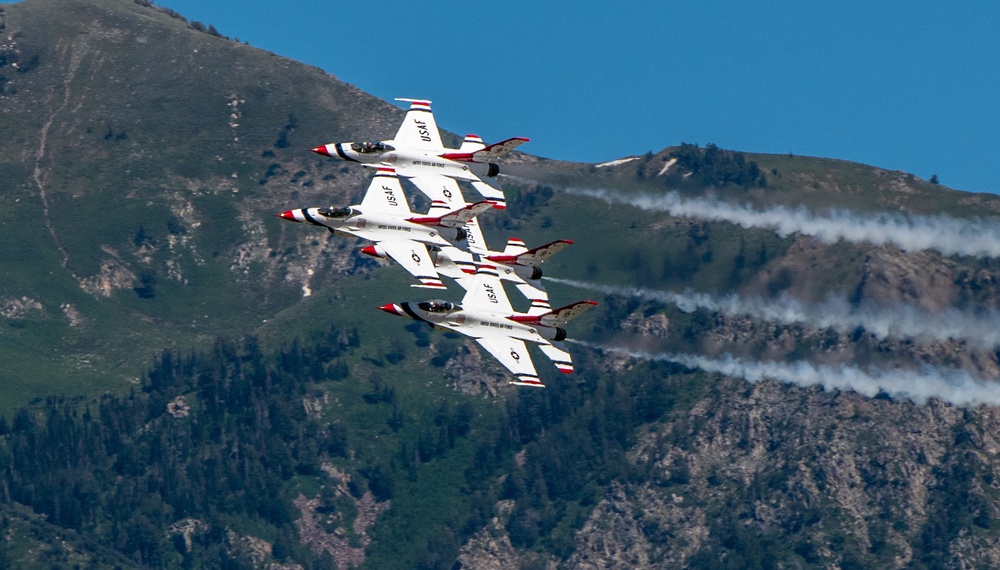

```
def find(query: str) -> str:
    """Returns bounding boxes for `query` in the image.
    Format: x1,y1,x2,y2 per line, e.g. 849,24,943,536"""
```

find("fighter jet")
277,167,493,290
378,265,597,386
311,98,528,210
360,234,574,312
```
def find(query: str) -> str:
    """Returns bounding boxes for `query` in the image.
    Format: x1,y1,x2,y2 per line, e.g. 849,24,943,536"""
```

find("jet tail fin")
502,238,528,256
459,134,486,153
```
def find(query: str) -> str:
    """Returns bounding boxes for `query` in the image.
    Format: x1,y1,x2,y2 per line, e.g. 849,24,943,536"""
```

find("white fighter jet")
360,234,574,312
277,167,493,290
311,98,528,210
378,265,597,386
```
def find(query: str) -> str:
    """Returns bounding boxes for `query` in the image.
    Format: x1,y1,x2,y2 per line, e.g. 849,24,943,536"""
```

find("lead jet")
277,167,493,290
378,265,597,386
311,98,528,210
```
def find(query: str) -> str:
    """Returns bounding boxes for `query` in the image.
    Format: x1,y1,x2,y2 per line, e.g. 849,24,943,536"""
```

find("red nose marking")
278,210,297,221
311,145,332,157
378,303,402,316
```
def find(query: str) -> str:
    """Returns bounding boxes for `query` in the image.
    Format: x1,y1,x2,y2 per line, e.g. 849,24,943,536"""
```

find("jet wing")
460,266,513,314
358,168,412,215
474,336,543,386
393,98,444,150
408,173,465,208
376,239,447,290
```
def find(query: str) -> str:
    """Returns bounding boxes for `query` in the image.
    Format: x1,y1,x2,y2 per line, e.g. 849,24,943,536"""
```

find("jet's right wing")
373,239,447,290
393,98,444,150
474,336,543,387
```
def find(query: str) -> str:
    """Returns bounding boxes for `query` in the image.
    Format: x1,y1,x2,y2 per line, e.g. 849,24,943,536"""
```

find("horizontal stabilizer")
487,239,573,266
472,137,529,161
509,300,598,326
409,200,494,228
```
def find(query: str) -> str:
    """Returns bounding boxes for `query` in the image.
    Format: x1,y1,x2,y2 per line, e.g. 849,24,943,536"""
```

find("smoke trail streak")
566,187,1000,258
570,340,1000,407
548,278,1000,348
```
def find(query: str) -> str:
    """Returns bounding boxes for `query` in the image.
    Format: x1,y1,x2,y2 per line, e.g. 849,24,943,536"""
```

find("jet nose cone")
311,145,332,157
378,303,403,316
278,210,298,222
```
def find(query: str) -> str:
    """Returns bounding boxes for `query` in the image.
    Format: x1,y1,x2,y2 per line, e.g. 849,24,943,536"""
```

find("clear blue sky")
15,0,1000,194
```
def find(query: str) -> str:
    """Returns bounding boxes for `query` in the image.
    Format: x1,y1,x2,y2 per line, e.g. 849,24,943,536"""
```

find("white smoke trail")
571,340,1000,407
566,187,1000,258
548,278,1000,349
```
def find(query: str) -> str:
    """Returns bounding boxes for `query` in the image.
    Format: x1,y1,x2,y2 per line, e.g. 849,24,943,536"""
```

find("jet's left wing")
374,239,447,290
408,173,465,208
474,336,543,386
393,98,444,150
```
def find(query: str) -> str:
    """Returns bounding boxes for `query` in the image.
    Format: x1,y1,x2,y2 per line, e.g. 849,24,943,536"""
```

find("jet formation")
278,99,595,386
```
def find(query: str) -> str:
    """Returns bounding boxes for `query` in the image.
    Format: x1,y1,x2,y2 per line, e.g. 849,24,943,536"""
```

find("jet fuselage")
278,207,465,247
313,142,496,182
379,301,564,344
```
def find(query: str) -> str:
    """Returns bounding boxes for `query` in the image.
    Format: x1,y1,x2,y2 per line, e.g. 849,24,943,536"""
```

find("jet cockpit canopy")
350,141,394,154
318,206,355,219
418,300,456,313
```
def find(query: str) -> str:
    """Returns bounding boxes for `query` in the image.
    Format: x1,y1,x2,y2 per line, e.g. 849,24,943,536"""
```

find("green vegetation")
0,319,695,568
666,143,768,189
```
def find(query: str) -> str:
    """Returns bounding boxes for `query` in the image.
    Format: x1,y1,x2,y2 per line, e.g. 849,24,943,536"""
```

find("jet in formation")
311,98,527,210
378,265,596,386
278,167,492,289
278,99,595,385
